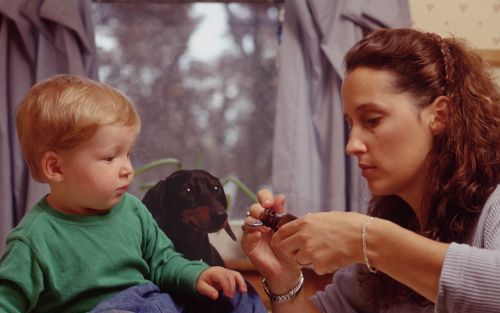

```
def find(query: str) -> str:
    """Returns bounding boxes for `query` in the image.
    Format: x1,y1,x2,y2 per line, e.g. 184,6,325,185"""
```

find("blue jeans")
89,282,267,313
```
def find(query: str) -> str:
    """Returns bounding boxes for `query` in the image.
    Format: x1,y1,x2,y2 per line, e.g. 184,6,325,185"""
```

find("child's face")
50,124,139,215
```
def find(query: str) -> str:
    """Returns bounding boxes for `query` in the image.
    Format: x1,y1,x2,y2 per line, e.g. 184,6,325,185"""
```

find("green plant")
134,158,183,190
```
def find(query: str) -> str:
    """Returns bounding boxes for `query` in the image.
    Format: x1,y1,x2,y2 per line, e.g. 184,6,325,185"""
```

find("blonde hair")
16,74,141,182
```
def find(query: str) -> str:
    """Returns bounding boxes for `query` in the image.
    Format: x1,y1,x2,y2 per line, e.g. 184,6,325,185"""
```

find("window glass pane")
92,2,279,219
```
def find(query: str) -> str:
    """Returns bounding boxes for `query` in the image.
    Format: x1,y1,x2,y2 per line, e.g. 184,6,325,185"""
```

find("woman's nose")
345,131,367,156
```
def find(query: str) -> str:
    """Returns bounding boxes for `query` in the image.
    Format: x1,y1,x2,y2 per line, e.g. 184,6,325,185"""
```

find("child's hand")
196,266,247,300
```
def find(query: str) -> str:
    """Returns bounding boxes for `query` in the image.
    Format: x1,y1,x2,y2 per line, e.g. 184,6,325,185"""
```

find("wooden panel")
478,50,500,67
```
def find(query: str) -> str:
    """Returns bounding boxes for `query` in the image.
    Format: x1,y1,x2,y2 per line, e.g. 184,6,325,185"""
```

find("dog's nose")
211,211,227,225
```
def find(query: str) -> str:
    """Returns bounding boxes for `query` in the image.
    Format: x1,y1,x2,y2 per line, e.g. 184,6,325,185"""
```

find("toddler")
0,74,265,313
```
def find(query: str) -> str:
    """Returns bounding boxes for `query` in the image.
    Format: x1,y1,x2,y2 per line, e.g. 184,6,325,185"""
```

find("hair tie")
427,32,453,91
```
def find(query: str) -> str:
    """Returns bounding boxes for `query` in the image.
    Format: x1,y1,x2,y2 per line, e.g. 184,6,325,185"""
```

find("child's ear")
41,151,64,182
429,96,449,135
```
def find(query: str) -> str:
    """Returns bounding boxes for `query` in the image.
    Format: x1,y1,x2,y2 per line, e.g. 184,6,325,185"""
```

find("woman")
242,28,500,312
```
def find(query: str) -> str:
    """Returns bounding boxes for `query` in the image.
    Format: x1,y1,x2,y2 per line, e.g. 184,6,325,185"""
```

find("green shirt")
0,193,209,313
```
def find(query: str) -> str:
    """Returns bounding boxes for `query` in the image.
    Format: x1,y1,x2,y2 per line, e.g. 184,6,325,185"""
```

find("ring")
246,220,264,227
241,220,264,231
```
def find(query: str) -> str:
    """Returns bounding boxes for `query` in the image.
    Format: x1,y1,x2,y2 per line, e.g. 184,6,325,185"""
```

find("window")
92,2,280,218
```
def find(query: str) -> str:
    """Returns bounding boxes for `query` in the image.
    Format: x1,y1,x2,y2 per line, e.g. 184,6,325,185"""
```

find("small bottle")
259,208,298,231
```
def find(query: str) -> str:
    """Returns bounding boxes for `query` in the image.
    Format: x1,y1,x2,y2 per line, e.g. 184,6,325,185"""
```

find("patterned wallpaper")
409,0,500,81
409,0,500,49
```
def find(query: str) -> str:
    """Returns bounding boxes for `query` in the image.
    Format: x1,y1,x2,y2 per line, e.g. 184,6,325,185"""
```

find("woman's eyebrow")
344,102,384,120
355,102,381,113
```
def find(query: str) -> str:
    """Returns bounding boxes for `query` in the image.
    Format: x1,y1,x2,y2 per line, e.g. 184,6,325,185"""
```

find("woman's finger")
273,216,302,239
294,249,312,267
257,189,275,208
247,202,265,219
241,224,269,254
273,194,286,213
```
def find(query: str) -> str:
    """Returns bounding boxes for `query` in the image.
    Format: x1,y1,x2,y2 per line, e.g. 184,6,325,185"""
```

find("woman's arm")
264,269,321,313
273,212,448,303
372,188,500,308
436,191,500,312
365,218,448,302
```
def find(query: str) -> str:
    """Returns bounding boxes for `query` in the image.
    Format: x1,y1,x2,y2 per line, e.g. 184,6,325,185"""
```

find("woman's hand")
242,190,371,289
241,189,302,293
273,211,368,275
243,189,368,276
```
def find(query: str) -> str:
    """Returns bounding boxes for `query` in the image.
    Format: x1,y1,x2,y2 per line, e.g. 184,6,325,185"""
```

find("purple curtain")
272,0,412,215
0,0,98,254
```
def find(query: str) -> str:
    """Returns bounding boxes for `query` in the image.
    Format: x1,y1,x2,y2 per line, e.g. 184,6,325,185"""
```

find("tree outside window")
92,2,280,219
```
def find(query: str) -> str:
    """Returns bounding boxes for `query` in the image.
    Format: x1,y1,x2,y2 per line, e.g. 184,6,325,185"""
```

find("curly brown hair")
344,28,500,309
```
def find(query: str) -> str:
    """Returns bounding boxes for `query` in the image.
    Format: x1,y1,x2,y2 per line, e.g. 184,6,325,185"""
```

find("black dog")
142,169,236,267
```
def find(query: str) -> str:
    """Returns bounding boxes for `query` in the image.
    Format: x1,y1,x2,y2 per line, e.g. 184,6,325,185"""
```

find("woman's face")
342,67,436,209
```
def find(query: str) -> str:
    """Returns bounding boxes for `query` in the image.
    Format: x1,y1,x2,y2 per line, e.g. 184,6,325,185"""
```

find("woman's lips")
359,164,376,177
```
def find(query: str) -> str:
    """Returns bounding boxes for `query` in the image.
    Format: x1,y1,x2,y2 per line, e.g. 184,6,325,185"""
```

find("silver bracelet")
362,216,378,273
261,271,304,303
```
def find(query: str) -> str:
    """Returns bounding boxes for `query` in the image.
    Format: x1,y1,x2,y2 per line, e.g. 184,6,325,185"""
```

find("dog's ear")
142,178,178,236
142,181,164,217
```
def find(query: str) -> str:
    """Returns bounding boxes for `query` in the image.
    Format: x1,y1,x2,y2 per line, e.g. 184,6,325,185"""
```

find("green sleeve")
0,238,45,313
138,204,209,296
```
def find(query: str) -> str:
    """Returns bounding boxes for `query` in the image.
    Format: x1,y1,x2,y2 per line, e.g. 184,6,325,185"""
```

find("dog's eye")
184,187,192,193
213,186,220,192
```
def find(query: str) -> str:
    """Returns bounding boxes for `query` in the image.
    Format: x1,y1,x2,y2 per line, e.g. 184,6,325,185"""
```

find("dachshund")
142,169,236,267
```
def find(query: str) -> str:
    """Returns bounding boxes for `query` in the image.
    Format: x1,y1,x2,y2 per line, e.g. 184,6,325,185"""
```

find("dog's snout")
211,211,228,225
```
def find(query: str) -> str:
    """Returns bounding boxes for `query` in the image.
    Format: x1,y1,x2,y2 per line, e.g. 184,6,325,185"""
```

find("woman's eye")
344,117,353,130
365,116,382,127
105,156,114,162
